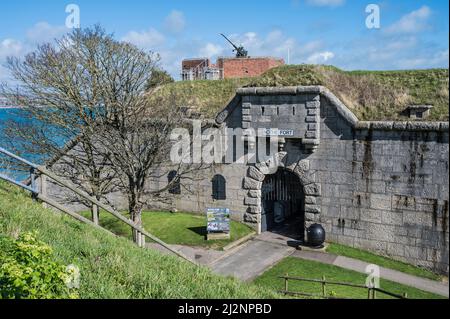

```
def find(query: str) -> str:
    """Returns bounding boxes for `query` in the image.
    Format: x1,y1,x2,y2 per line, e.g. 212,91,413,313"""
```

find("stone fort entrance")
243,152,321,238
261,168,305,240
209,85,448,274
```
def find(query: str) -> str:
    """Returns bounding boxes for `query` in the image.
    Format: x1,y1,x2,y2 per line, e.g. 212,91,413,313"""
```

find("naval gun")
220,33,248,58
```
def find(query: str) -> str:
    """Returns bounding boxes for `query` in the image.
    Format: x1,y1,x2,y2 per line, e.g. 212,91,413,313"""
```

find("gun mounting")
220,33,248,58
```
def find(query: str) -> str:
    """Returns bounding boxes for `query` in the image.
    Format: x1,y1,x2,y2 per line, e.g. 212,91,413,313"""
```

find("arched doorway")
261,168,305,240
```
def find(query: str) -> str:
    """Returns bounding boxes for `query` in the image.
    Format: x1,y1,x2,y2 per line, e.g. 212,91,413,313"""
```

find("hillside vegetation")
151,65,449,121
0,181,277,299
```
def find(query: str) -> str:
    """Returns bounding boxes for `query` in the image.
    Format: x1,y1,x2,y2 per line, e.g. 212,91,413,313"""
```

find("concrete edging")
222,232,257,251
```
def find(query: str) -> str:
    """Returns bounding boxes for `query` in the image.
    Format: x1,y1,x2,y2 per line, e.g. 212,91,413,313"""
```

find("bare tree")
95,92,191,241
1,26,201,241
0,27,127,222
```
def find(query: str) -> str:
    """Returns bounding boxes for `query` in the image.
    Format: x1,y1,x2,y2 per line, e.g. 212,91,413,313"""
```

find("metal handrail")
0,146,196,265
0,171,36,193
0,146,38,168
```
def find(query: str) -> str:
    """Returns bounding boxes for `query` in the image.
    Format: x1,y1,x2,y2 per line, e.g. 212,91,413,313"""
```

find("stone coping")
407,105,434,110
216,56,284,61
216,86,449,132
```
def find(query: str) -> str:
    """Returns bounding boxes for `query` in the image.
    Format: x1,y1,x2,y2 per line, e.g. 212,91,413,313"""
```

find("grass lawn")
326,243,442,281
254,257,445,299
81,210,254,250
0,181,277,299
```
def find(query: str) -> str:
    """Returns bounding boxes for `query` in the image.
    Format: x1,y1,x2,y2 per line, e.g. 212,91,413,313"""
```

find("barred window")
212,175,226,200
168,171,181,195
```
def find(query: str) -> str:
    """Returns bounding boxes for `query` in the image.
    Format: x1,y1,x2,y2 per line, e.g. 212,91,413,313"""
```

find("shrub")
0,232,79,299
145,68,174,91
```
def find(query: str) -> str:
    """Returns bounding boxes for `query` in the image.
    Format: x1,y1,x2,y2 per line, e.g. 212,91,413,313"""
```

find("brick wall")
217,57,284,79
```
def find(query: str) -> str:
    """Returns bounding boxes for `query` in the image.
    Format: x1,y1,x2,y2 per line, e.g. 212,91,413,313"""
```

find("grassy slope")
152,65,449,121
326,243,442,281
254,257,444,299
0,181,276,299
150,77,248,118
80,210,254,250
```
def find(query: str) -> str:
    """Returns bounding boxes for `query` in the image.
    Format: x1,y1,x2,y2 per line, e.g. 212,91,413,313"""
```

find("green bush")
0,232,79,299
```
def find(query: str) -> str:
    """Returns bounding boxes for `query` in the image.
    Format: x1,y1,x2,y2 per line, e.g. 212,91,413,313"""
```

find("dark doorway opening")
261,168,305,241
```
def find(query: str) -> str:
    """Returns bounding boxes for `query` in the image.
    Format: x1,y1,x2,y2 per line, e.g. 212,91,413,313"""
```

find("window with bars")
212,174,226,200
167,170,181,195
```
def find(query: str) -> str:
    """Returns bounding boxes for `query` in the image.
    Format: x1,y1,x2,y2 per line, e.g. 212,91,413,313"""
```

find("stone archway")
261,168,305,239
242,152,321,235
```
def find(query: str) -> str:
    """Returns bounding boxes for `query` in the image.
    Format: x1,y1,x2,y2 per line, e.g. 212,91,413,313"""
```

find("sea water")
0,108,68,179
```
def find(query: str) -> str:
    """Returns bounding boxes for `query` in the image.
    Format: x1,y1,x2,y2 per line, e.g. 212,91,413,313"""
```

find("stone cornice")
215,86,449,132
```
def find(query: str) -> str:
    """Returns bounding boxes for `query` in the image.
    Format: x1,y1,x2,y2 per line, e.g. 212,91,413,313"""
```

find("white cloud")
222,30,330,66
265,30,284,44
396,49,449,69
296,40,323,55
0,39,25,82
331,27,449,71
306,51,335,64
385,6,432,34
0,22,68,78
0,39,23,59
385,37,417,51
306,0,345,7
226,32,279,54
0,66,11,82
164,10,186,33
331,6,444,70
26,22,69,44
121,28,165,49
198,43,224,58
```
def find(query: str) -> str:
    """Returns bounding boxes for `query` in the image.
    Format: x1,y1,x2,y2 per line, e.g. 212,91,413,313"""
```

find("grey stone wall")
169,165,249,222
316,96,449,274
45,85,449,275
214,86,449,274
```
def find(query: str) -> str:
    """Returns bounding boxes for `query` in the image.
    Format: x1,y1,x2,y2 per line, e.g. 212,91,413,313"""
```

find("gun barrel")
220,33,239,50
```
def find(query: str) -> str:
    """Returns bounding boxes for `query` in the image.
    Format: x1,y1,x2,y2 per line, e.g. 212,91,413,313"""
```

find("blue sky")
0,0,448,80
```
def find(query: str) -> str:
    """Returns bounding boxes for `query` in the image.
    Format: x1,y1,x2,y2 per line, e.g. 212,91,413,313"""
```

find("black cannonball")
307,224,326,247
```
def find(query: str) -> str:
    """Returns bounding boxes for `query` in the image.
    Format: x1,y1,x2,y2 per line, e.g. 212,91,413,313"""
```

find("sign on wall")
259,128,295,137
206,208,230,240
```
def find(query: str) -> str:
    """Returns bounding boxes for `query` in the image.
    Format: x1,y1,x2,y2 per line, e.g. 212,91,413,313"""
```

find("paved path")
293,250,449,298
210,238,296,281
148,233,448,297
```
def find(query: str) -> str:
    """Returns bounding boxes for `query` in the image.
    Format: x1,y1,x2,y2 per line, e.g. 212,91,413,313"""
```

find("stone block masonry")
46,85,449,276
214,86,449,275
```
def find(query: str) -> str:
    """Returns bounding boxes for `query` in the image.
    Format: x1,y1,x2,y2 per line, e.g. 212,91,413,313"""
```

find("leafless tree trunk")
0,26,126,218
1,25,205,242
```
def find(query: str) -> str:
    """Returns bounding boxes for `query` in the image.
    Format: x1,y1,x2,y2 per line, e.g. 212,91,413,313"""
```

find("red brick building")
181,57,284,81
216,57,284,79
